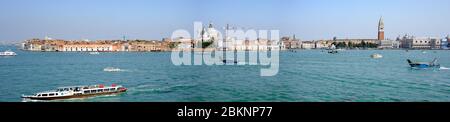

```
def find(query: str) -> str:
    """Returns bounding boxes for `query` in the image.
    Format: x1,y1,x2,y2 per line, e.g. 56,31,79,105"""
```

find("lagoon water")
1,45,449,102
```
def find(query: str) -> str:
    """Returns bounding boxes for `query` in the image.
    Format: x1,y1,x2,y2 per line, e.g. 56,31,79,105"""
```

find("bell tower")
378,16,385,40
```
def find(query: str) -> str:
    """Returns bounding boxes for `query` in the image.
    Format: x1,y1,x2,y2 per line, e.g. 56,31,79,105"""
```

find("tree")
169,42,180,49
336,42,347,49
331,42,337,47
202,41,213,48
361,41,366,48
348,42,354,49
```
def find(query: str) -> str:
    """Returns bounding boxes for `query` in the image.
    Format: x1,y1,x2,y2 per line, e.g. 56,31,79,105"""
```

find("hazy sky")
0,0,449,43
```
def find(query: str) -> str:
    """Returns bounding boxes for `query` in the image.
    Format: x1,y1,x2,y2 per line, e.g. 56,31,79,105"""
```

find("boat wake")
439,67,449,70
129,83,194,94
103,67,129,72
22,94,121,102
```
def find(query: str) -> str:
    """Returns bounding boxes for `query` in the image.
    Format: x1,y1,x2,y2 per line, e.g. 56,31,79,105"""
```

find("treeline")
332,41,378,49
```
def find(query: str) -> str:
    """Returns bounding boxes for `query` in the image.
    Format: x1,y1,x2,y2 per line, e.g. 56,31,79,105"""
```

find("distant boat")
0,50,17,56
219,56,238,64
289,49,297,52
407,58,440,69
371,53,383,59
103,67,121,72
327,44,338,54
222,59,238,64
327,50,338,54
89,52,100,55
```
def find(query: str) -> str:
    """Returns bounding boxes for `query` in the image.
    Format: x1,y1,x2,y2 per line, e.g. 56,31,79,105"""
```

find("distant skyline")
0,0,449,43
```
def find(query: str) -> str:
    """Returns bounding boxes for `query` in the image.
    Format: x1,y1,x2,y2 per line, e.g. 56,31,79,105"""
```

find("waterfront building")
172,37,195,50
62,42,115,52
195,23,220,48
23,38,171,52
281,35,301,49
310,17,383,49
256,39,282,51
22,39,43,51
398,34,441,49
128,40,166,52
334,38,379,45
314,40,333,49
301,41,315,49
378,40,400,49
220,38,280,51
23,38,67,51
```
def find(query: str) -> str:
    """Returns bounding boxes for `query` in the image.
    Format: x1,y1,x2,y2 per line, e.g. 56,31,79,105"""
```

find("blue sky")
0,0,449,42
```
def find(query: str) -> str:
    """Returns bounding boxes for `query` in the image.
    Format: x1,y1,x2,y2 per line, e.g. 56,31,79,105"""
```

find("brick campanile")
378,16,385,40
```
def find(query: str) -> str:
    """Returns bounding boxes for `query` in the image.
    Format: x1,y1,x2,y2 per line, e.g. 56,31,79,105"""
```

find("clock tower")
378,16,385,40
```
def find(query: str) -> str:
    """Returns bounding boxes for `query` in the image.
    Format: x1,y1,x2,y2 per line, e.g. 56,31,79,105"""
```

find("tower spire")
379,16,384,27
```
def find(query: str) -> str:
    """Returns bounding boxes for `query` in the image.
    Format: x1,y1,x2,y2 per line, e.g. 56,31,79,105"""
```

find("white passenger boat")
21,84,127,100
371,53,383,59
0,50,17,56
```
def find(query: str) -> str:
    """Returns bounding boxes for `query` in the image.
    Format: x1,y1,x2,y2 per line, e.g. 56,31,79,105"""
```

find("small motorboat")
327,44,338,54
219,56,238,64
0,50,17,56
103,67,122,72
22,84,127,100
327,49,338,54
222,59,238,64
371,53,383,59
407,58,440,69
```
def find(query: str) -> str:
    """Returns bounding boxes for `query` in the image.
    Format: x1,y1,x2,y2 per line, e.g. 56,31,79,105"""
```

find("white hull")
0,50,17,56
22,84,127,100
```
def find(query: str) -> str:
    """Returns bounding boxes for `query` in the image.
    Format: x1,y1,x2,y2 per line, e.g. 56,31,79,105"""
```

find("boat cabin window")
84,91,90,94
104,89,110,92
64,88,69,91
37,94,41,97
110,88,115,91
91,90,97,93
49,93,55,96
42,94,48,97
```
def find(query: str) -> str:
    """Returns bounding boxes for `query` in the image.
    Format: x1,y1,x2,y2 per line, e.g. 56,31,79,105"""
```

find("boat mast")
223,24,229,61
